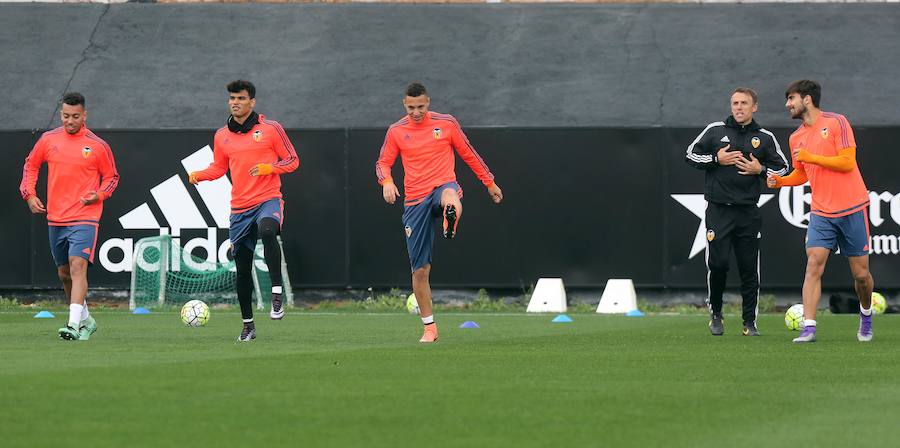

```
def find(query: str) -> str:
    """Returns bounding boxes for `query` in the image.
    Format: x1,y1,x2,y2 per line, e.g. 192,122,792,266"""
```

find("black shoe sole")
443,205,457,239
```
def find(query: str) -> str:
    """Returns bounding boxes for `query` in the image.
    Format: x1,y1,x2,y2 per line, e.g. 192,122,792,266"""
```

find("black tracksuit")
685,116,789,324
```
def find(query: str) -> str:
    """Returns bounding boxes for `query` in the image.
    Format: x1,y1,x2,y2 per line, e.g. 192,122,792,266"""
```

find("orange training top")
193,114,299,212
789,112,868,218
375,111,495,203
19,126,119,226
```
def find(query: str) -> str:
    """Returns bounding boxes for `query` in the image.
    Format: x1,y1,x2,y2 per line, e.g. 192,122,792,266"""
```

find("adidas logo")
97,146,262,273
119,145,231,230
720,136,730,143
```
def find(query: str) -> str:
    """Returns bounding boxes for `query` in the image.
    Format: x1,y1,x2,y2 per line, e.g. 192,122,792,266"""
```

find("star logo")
671,194,774,259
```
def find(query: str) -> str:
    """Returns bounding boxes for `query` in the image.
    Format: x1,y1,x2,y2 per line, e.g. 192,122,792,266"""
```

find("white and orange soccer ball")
181,300,210,327
406,293,420,315
784,304,803,331
871,292,887,315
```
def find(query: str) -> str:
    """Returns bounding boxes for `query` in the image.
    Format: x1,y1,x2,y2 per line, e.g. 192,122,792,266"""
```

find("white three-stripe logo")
118,146,231,231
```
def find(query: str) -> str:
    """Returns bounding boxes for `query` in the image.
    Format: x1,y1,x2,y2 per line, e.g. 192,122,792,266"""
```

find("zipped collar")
725,115,760,133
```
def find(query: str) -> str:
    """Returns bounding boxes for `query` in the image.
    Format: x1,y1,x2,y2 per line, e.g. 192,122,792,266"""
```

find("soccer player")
190,80,299,342
767,80,874,343
685,87,788,336
375,82,503,343
19,92,119,341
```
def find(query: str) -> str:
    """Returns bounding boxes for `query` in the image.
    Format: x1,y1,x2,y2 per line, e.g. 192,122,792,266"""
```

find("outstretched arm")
190,136,229,184
794,147,857,173
768,163,808,188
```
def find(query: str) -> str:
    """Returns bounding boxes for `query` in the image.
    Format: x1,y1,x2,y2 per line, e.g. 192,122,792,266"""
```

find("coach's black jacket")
685,116,789,205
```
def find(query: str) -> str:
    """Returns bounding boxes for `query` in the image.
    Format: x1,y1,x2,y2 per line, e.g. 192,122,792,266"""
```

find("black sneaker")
709,314,724,336
442,204,457,239
270,293,284,320
742,322,760,336
237,321,256,342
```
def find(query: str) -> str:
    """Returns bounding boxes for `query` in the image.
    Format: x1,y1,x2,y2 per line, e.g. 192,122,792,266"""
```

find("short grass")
1,311,896,448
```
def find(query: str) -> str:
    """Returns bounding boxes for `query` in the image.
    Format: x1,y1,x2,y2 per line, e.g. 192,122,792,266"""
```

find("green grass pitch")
2,311,897,447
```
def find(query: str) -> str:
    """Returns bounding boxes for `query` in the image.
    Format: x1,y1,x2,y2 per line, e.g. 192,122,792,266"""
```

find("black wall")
7,127,900,290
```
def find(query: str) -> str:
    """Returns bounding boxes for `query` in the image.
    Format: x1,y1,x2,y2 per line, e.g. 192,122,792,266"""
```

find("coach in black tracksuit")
685,88,789,336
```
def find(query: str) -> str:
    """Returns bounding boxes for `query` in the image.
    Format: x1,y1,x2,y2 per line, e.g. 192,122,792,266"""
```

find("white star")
671,194,774,259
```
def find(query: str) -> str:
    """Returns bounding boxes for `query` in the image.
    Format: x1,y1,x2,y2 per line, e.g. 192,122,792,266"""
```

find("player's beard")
790,104,806,120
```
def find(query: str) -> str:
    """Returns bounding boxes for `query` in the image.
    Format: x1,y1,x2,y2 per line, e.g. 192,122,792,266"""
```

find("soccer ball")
784,304,803,331
871,292,887,315
181,300,210,327
406,293,420,315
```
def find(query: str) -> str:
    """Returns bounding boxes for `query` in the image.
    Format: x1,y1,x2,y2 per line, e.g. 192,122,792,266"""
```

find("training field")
2,311,897,447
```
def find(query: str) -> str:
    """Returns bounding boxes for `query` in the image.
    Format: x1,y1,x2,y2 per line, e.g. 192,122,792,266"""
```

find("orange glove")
250,164,274,176
188,172,201,185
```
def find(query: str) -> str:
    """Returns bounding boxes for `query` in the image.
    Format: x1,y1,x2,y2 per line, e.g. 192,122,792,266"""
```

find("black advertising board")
5,127,898,290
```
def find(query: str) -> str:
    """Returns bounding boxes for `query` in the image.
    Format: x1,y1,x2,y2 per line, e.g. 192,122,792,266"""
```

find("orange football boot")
419,324,439,343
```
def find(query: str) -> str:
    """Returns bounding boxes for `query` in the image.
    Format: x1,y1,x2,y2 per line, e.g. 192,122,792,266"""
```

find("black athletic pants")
705,202,761,325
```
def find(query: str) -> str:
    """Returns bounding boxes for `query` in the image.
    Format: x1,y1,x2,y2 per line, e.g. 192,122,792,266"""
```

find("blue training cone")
132,307,151,315
626,309,645,317
459,321,480,329
552,314,573,323
33,310,55,318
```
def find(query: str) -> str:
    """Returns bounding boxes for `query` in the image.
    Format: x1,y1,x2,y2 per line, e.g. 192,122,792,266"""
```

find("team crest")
252,130,263,142
820,127,829,139
751,137,760,149
433,128,442,139
405,225,413,238
706,229,715,242
81,146,93,158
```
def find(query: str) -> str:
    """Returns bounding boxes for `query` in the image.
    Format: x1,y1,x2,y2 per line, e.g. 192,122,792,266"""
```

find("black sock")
234,245,255,321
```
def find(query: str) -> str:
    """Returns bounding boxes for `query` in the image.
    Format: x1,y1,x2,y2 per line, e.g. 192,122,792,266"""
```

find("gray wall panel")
3,4,899,129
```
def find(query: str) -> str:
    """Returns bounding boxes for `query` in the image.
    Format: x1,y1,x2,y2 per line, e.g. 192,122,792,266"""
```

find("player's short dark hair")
785,79,821,108
406,83,427,97
732,87,758,105
227,80,256,99
61,92,85,107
